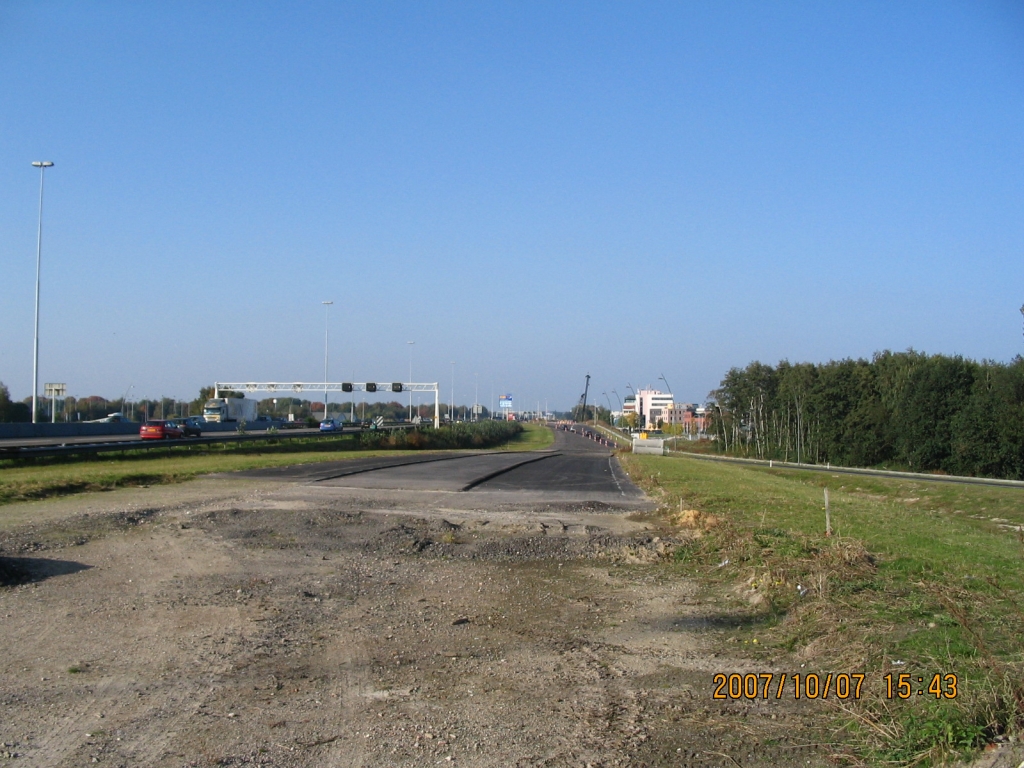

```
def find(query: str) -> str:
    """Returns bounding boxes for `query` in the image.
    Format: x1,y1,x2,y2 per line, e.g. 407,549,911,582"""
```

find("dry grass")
620,452,1024,766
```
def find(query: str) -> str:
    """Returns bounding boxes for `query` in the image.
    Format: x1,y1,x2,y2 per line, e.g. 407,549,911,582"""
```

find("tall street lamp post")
322,301,333,420
407,341,415,420
31,161,54,424
450,361,455,422
659,374,673,396
611,389,623,428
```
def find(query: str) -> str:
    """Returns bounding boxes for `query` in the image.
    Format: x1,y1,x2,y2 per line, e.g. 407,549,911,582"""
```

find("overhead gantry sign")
213,382,441,428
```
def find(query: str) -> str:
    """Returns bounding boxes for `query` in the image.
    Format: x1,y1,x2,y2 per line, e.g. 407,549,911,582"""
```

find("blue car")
319,418,340,432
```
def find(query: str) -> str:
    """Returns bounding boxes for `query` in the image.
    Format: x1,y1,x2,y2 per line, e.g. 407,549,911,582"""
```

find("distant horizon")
9,341,1023,415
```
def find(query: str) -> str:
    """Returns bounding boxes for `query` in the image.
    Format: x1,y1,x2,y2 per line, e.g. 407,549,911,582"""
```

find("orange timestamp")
884,673,958,700
712,672,960,701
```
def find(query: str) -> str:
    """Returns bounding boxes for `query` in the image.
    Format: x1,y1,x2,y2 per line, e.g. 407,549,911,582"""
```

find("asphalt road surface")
238,426,641,502
0,427,324,449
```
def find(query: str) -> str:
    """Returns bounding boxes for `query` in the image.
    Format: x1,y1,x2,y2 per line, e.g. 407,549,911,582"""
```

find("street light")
450,361,455,422
322,301,333,420
407,341,415,420
611,389,623,410
30,161,54,424
659,374,673,395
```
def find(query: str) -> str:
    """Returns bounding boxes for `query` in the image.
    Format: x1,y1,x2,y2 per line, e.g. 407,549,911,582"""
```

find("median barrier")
632,437,666,456
0,419,287,441
0,422,141,439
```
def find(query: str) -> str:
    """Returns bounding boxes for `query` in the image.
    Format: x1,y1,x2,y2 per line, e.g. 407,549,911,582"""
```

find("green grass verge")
510,423,555,451
0,423,552,507
620,453,1024,766
0,442,388,506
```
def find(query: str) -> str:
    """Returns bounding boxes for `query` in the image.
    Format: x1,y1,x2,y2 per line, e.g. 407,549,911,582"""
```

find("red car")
140,420,184,440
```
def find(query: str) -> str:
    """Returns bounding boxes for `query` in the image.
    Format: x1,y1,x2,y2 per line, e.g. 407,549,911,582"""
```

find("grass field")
621,452,1024,766
0,423,553,507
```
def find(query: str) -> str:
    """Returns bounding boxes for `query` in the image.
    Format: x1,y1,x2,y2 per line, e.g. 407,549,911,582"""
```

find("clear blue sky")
2,1,1022,411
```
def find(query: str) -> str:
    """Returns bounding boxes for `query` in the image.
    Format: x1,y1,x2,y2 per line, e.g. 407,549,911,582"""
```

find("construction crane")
574,374,591,423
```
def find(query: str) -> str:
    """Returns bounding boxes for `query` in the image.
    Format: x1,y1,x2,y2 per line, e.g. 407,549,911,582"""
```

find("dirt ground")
0,465,872,767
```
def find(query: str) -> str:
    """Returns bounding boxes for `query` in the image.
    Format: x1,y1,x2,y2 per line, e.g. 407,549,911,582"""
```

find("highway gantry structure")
213,382,441,428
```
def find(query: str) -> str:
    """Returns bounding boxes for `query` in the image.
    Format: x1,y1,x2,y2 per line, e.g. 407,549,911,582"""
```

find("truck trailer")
202,397,258,423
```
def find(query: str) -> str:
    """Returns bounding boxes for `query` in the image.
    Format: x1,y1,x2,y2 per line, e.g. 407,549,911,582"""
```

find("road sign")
499,394,513,409
44,383,66,397
373,416,385,428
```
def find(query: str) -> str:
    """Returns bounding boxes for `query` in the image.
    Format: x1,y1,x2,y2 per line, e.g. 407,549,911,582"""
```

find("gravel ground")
0,459,845,768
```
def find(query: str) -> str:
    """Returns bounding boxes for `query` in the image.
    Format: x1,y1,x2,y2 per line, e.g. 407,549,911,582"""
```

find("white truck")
203,397,258,423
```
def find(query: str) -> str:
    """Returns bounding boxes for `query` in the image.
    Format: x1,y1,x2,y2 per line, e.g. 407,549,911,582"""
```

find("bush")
357,421,523,451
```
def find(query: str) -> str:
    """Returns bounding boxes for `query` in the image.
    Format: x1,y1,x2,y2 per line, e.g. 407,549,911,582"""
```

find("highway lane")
316,451,555,491
0,427,323,448
0,427,368,459
238,426,644,501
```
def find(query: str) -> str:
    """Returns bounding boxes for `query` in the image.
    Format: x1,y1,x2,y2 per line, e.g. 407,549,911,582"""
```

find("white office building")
635,389,675,428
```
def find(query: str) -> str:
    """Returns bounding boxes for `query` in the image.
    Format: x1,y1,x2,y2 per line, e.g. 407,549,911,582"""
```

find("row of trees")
574,405,613,424
708,350,1024,479
0,383,152,423
0,383,31,423
188,386,492,422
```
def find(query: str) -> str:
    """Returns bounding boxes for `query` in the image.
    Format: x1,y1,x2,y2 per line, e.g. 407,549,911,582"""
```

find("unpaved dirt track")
1,430,835,767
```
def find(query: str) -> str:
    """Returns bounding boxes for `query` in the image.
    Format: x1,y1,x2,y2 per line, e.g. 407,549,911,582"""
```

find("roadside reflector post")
824,488,832,537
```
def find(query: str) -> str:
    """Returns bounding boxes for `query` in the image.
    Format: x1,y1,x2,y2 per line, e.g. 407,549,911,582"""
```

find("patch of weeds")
672,541,699,563
852,701,988,766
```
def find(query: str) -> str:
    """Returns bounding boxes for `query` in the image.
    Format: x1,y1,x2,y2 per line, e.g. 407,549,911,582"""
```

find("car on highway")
140,420,184,440
90,413,130,423
168,416,204,437
319,418,340,432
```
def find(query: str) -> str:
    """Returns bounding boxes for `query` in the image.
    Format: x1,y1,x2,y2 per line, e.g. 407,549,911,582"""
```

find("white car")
93,413,129,423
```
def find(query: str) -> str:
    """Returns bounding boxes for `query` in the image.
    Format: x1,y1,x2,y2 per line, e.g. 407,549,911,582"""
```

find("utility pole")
322,301,333,420
407,341,415,421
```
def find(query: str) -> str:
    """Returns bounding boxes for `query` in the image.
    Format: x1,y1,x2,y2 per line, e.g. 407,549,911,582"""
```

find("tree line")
708,350,1024,480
